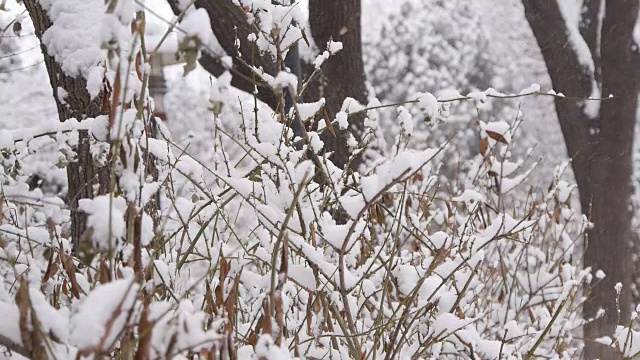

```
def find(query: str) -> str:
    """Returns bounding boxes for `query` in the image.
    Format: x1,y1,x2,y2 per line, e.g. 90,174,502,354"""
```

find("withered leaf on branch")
485,130,509,144
322,107,336,137
13,21,22,36
479,137,489,156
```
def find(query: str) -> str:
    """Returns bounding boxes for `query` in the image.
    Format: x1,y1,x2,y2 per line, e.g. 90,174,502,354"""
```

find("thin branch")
0,333,31,358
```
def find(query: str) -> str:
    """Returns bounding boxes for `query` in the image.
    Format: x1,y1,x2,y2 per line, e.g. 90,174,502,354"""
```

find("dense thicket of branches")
3,0,640,358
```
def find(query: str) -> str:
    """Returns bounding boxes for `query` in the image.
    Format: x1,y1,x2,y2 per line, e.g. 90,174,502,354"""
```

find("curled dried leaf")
322,107,336,137
479,137,489,156
13,21,22,37
486,130,509,144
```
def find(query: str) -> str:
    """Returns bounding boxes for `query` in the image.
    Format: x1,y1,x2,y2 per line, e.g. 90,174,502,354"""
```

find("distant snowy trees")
363,0,504,189
364,0,494,104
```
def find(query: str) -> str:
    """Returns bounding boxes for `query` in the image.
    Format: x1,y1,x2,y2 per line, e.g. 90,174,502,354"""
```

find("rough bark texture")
23,0,109,249
522,1,640,358
308,0,368,169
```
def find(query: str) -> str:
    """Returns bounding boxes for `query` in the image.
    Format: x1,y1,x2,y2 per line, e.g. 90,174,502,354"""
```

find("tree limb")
581,3,640,357
167,0,369,170
22,0,105,121
167,0,279,110
579,0,601,84
521,0,595,199
0,333,31,358
521,0,594,97
599,0,639,98
523,1,640,358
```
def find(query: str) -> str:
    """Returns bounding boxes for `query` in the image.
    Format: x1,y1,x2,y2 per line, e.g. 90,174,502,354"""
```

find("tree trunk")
582,113,635,360
308,0,368,170
23,0,109,249
583,1,640,357
167,0,279,110
522,1,640,358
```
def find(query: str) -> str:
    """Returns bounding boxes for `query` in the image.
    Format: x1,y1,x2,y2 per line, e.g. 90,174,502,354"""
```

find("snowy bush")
0,1,624,359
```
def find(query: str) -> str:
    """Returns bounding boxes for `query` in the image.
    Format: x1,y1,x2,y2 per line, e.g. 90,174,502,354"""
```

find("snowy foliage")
0,0,632,359
364,0,495,104
363,0,509,197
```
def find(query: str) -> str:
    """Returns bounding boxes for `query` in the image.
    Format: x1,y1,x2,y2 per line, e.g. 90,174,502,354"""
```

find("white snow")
518,83,540,95
452,189,486,204
335,111,349,130
556,0,596,72
297,98,325,121
41,0,134,97
269,71,298,95
437,89,463,101
78,195,127,249
70,278,139,351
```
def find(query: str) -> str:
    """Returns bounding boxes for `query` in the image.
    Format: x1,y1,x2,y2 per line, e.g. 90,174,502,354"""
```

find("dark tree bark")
168,0,368,170
23,0,110,250
284,44,304,138
167,0,279,109
308,0,368,169
579,0,602,84
522,1,640,358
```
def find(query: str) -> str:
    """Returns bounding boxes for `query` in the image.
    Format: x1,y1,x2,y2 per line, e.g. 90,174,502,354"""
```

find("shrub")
0,2,612,359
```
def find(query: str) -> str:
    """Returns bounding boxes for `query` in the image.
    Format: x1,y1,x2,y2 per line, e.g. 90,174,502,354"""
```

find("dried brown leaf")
62,256,81,299
300,29,310,47
322,108,336,137
135,298,152,360
224,276,240,335
135,52,143,80
216,256,229,307
42,258,59,284
205,281,217,316
99,258,112,283
12,22,21,36
479,137,489,156
16,278,32,348
486,130,508,144
260,299,272,336
109,65,122,130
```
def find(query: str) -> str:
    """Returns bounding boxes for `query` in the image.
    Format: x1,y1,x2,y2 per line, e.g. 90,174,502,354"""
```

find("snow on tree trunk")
522,0,640,358
308,0,368,170
23,0,110,250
